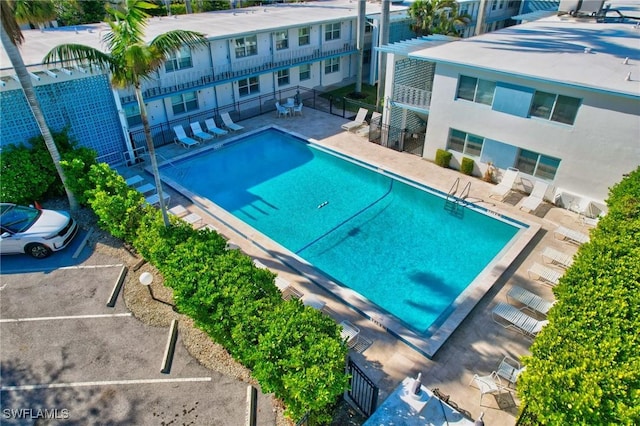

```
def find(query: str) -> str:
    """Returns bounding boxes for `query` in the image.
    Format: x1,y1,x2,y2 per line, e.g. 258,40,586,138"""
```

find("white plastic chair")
520,180,549,212
292,102,303,116
490,168,519,201
469,371,505,405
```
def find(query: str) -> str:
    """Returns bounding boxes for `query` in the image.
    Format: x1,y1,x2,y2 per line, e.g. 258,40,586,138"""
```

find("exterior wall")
422,63,640,203
0,74,126,164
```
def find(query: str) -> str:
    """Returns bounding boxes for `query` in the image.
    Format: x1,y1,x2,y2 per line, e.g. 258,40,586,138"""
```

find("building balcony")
119,42,356,105
392,84,432,110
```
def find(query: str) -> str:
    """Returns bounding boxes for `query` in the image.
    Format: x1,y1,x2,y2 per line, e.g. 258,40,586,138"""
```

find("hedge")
460,157,474,175
517,166,640,425
435,148,452,168
79,162,349,423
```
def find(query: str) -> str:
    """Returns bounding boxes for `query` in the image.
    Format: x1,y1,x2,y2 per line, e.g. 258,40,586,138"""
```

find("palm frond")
0,1,23,46
14,0,56,26
43,44,113,71
150,30,208,56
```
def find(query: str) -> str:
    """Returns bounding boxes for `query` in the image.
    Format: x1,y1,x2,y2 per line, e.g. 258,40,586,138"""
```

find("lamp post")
139,271,156,300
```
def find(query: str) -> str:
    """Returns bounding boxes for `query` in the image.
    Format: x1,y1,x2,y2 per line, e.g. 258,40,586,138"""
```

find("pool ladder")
445,178,470,217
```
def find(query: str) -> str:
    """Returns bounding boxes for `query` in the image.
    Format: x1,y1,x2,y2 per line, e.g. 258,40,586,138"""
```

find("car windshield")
0,205,41,233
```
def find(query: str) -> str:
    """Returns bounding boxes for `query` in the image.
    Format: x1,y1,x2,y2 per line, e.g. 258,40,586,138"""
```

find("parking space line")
1,377,212,392
0,313,132,323
59,264,124,270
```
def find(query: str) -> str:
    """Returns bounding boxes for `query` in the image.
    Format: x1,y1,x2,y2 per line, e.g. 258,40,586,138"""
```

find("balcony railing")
393,84,432,109
120,42,356,104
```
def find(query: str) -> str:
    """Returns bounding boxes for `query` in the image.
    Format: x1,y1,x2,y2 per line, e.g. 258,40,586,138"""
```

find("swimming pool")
159,127,526,343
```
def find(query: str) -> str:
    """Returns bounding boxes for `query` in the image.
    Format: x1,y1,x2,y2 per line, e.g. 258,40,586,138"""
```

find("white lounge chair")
490,168,520,201
339,320,360,348
468,371,506,405
554,226,589,245
496,356,525,388
220,112,244,132
274,276,303,300
190,122,215,142
507,285,554,316
492,302,548,339
275,102,290,118
541,246,574,269
203,118,228,137
355,111,382,137
527,262,562,286
173,125,200,148
520,180,549,212
341,108,368,132
145,192,170,207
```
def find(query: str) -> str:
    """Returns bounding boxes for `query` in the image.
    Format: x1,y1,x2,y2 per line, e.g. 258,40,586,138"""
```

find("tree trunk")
135,85,170,227
0,23,78,212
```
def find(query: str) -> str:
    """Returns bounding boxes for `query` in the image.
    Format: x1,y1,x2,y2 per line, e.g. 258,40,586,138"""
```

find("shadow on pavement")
0,229,93,274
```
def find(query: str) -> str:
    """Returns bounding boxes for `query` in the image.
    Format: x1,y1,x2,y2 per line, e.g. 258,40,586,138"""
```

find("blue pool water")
162,129,520,334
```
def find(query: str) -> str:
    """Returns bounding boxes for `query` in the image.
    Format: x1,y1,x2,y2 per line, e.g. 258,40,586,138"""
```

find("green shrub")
518,166,640,425
0,128,84,205
60,147,98,206
460,157,474,175
85,163,145,242
435,149,452,168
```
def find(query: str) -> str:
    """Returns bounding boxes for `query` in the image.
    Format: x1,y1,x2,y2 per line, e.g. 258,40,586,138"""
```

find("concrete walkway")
121,107,595,425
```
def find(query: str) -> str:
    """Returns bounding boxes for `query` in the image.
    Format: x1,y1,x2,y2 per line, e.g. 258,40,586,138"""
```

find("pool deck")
122,108,596,425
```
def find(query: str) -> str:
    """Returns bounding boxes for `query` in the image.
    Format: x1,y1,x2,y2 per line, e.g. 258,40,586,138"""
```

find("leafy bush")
460,157,474,175
435,149,452,168
518,166,640,425
83,162,349,423
85,163,146,242
0,128,89,205
60,148,98,205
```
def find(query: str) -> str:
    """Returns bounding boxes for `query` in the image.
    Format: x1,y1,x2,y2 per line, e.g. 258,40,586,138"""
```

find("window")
171,92,198,115
456,75,496,105
447,129,484,157
165,46,193,72
365,21,373,33
238,76,259,97
529,91,580,125
499,0,504,9
492,0,497,10
298,27,310,46
235,35,257,58
299,63,311,81
517,149,561,180
124,104,141,127
324,57,340,74
325,23,340,41
277,69,290,86
275,31,288,50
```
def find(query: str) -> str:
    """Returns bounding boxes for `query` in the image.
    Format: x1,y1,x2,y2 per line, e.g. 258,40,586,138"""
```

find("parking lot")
0,246,275,425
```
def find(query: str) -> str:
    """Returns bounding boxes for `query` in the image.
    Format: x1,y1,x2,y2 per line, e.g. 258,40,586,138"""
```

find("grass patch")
320,83,379,112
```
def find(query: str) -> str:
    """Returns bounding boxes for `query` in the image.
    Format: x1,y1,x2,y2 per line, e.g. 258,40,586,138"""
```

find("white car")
0,203,78,259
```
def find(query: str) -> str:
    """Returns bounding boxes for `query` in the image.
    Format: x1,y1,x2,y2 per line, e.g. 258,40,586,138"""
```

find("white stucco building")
379,2,640,210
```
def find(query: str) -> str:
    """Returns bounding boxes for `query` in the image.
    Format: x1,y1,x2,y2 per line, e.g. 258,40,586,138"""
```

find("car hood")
28,209,71,235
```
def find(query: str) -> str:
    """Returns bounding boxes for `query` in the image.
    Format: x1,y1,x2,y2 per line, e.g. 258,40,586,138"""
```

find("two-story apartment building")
0,1,411,164
379,2,640,210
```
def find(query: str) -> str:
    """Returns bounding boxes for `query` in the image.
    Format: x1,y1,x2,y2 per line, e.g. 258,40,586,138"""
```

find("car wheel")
25,243,52,259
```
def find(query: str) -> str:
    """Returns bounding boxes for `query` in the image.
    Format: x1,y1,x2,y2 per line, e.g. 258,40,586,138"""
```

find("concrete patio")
120,107,595,425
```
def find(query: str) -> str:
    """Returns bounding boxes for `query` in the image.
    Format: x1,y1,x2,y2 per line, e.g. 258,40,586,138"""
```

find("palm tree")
44,0,208,227
408,0,470,37
0,0,79,211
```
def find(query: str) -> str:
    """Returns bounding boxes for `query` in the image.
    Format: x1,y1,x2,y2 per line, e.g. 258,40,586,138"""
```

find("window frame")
165,46,193,73
277,69,290,86
324,57,340,74
299,63,311,81
447,128,484,157
325,22,341,41
529,91,580,125
171,91,198,115
234,35,258,58
456,75,496,106
238,76,260,97
275,30,288,50
298,26,310,46
124,104,142,127
516,149,561,180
